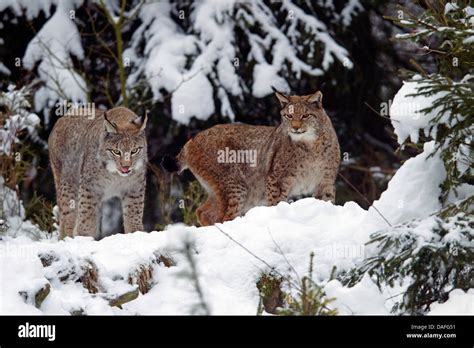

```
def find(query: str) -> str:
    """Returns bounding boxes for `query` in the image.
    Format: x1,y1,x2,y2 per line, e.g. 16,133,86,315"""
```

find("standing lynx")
167,91,340,226
48,107,148,238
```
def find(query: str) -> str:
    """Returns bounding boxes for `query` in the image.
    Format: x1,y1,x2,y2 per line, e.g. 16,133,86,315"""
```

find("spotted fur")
177,91,341,226
48,107,148,238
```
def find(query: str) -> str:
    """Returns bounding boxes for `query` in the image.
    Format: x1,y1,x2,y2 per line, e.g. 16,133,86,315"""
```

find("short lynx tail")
162,141,190,174
161,155,181,173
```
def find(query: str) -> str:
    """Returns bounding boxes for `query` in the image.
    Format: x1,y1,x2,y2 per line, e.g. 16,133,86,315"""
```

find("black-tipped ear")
141,111,148,132
273,87,290,107
103,111,117,133
307,91,323,108
133,111,148,132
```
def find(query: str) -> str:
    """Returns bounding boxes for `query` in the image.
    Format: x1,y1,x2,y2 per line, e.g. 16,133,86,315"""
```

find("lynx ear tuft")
103,111,118,133
274,89,290,107
133,111,148,132
307,91,323,107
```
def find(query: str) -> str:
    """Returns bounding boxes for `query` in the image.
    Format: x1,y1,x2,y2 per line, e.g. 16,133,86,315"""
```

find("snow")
126,1,235,124
389,77,450,144
325,274,389,314
1,86,44,238
280,1,353,70
6,0,356,126
0,245,45,314
0,86,41,155
0,62,10,75
463,36,474,44
428,289,474,315
1,113,470,315
368,141,445,226
0,177,25,220
340,0,363,27
1,138,460,315
0,199,372,315
126,1,354,123
0,0,55,20
0,111,41,155
1,1,471,316
444,2,459,14
22,2,86,125
252,63,289,98
171,73,216,125
389,74,472,203
0,0,83,20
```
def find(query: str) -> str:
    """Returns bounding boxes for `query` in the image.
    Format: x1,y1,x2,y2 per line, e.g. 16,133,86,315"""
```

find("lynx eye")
108,149,121,156
285,114,293,119
302,114,312,119
131,147,141,155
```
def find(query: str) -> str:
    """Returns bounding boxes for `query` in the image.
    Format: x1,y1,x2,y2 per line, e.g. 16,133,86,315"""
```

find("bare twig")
337,172,393,227
213,224,303,292
181,239,210,315
364,102,400,123
267,229,301,281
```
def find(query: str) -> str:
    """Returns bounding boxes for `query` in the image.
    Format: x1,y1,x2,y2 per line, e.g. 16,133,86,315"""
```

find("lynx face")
102,113,147,177
276,91,325,142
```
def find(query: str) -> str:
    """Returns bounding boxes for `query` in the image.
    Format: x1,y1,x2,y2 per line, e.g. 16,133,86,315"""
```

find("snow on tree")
1,0,361,125
339,1,474,315
124,0,359,124
22,2,87,125
1,0,471,316
390,2,473,203
0,86,41,156
0,86,45,237
1,1,87,125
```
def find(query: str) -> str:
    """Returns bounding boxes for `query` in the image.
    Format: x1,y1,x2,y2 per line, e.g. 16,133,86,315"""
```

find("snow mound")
325,273,389,314
1,141,457,315
0,200,375,315
428,289,474,315
367,141,445,226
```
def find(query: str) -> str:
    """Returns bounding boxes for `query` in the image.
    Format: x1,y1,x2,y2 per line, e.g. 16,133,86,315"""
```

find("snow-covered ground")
1,0,472,316
1,139,472,315
1,78,473,315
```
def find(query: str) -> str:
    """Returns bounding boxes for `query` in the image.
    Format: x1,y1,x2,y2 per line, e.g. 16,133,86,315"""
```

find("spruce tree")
340,1,474,314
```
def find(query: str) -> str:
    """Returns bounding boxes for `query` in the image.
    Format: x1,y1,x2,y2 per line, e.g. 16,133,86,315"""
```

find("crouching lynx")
48,107,148,238
170,91,340,226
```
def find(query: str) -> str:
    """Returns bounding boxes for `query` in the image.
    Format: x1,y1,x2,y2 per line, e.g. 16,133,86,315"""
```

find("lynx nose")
120,166,131,173
291,120,302,131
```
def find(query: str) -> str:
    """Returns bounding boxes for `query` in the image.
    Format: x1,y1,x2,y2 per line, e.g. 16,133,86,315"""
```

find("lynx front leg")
73,186,100,237
316,166,338,203
222,182,248,222
122,187,145,233
266,174,294,206
316,183,336,203
58,183,78,238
